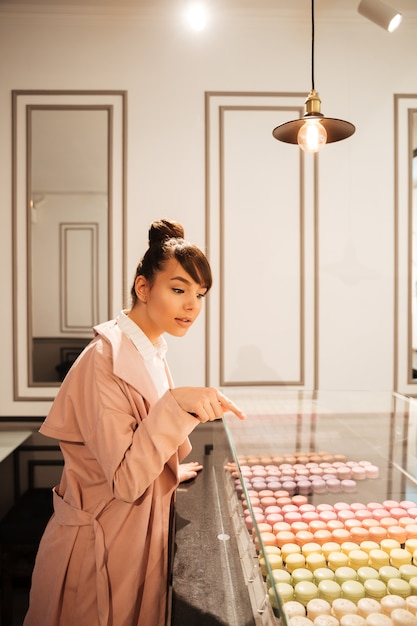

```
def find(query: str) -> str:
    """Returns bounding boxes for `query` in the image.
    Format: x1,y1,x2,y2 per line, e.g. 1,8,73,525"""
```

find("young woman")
23,219,246,626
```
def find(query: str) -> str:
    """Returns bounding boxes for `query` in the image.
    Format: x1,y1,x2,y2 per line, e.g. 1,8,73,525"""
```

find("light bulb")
297,119,327,153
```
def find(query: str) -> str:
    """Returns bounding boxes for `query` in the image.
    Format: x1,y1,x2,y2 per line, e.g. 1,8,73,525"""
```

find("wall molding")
205,91,318,390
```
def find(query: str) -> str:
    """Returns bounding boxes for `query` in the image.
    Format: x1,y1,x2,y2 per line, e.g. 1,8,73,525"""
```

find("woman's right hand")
170,387,247,422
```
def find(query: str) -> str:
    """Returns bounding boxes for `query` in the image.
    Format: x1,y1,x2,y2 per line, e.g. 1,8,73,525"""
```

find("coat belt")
52,487,110,626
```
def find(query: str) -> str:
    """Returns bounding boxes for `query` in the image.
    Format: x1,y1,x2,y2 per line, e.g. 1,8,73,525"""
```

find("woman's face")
133,257,208,343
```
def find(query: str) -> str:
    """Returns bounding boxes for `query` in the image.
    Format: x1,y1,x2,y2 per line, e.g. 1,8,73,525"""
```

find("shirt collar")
116,310,168,362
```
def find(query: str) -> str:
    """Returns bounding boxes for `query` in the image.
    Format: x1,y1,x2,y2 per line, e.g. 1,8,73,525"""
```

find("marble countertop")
171,421,257,626
0,430,33,463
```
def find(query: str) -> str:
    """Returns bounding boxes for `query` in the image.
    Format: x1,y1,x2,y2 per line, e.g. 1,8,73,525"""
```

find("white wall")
1,3,417,415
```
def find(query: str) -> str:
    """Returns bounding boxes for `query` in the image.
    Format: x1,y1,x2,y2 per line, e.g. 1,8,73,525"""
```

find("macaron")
293,522,311,534
389,508,408,521
335,566,358,586
406,525,417,540
357,597,382,618
383,500,400,510
405,539,417,554
322,542,342,559
369,549,390,569
331,598,358,619
363,579,387,600
380,539,401,553
380,595,407,616
296,531,316,547
351,466,366,480
357,566,380,584
314,568,336,584
269,569,292,586
281,542,302,561
317,580,342,603
386,578,411,598
263,544,282,556
332,529,352,545
361,519,380,529
351,528,371,543
365,465,379,479
284,600,308,619
369,527,389,543
269,582,294,606
286,552,307,572
390,549,412,568
341,580,366,603
307,598,332,621
306,553,327,572
349,549,370,570
259,553,283,576
309,520,328,533
302,542,323,557
378,565,401,583
292,568,315,585
360,541,381,554
346,519,364,531
405,595,417,615
276,530,297,547
341,480,357,493
294,581,319,606
390,608,417,626
314,530,333,545
334,502,351,512
328,552,350,571
342,542,361,556
320,511,339,523
398,564,417,581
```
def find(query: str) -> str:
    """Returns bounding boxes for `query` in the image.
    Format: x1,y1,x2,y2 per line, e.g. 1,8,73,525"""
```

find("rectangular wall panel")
60,223,99,332
206,92,317,389
395,95,417,395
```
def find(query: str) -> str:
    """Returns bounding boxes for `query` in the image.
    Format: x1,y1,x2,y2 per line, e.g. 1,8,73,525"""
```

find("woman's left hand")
178,461,203,483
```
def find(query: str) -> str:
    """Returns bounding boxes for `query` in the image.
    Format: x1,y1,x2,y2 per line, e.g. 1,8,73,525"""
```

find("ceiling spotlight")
186,2,208,31
272,0,355,153
358,0,402,32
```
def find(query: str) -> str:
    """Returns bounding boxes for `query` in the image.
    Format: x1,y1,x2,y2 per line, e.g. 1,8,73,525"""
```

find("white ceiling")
0,0,415,13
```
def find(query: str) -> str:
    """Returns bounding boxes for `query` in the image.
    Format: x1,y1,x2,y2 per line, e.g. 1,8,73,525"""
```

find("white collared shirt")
116,310,169,398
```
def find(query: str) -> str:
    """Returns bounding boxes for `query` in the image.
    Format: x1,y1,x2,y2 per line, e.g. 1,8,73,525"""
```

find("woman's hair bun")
148,219,185,247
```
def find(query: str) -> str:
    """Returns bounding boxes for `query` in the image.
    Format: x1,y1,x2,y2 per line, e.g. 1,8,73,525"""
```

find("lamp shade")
273,116,356,145
273,90,356,148
358,0,402,32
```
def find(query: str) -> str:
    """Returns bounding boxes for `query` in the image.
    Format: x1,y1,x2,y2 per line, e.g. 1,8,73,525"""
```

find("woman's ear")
134,275,149,303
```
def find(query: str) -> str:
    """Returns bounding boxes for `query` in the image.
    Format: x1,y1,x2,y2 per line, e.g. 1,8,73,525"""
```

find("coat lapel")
95,320,160,409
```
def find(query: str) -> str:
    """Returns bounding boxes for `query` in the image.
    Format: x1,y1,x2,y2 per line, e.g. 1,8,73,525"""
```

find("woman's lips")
175,317,192,328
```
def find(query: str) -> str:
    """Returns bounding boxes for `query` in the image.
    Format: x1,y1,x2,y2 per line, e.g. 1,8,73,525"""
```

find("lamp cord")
311,0,315,91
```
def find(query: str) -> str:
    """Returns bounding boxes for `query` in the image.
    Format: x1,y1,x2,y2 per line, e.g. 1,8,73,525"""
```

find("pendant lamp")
272,0,355,153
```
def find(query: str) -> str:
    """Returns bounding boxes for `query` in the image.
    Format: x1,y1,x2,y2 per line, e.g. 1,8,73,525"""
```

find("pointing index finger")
218,393,247,420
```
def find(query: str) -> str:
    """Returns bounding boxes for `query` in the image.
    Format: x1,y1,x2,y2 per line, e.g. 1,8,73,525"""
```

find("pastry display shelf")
220,390,417,626
223,463,279,625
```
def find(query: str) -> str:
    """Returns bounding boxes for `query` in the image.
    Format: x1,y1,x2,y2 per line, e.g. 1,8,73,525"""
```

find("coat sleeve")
47,336,199,503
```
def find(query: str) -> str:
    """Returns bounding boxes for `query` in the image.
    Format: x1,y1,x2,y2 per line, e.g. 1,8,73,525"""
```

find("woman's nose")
184,297,197,310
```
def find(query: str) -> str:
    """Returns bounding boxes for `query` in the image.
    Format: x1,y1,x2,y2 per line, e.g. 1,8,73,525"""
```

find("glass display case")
220,390,417,626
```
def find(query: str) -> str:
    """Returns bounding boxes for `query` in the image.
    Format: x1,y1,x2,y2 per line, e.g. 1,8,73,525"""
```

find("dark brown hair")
130,219,212,305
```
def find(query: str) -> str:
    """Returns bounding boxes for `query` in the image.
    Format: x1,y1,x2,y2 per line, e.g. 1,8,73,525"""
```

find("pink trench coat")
23,320,199,626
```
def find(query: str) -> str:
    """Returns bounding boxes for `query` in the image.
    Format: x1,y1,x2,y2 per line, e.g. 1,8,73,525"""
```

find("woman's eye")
172,288,184,294
197,293,206,299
